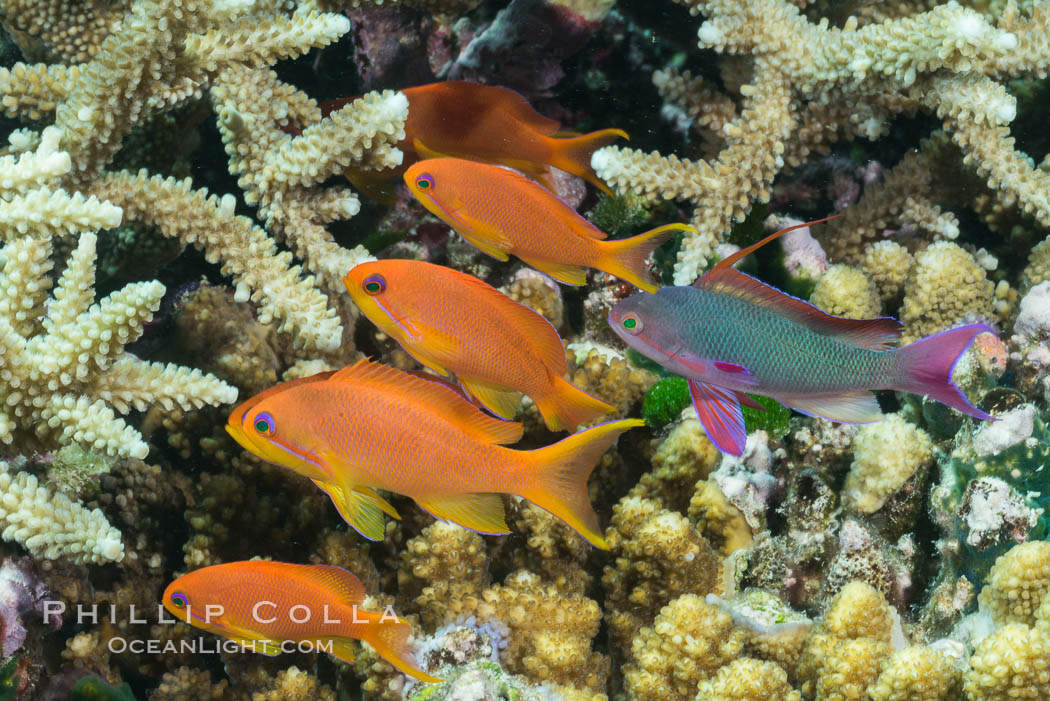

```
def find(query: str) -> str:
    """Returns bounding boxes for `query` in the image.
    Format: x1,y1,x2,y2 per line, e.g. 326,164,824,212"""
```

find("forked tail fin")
334,614,442,683
518,418,644,548
548,128,629,194
893,323,996,420
533,375,616,432
600,223,692,293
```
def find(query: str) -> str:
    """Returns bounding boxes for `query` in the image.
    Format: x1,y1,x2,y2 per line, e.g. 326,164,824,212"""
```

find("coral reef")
3,0,1050,698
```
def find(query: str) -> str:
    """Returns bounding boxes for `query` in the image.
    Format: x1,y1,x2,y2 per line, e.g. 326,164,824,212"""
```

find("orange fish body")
339,81,626,197
226,359,640,547
162,561,440,682
343,259,614,431
404,158,691,294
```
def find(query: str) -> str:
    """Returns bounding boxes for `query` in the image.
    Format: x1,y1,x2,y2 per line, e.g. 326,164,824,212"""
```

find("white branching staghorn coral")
594,0,1050,284
211,64,405,289
0,231,238,459
0,460,124,564
0,0,381,351
0,127,121,241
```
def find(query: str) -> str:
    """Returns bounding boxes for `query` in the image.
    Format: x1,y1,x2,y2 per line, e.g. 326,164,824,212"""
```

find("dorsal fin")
694,214,901,350
329,359,524,444
698,267,902,350
700,215,839,277
230,372,334,423
290,563,367,605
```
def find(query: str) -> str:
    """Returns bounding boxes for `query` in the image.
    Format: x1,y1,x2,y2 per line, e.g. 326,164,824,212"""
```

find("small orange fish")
163,561,439,682
226,359,641,547
404,158,692,293
317,81,626,197
343,259,614,431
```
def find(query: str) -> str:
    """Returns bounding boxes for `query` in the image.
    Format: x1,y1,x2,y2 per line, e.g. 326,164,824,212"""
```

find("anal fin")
415,493,510,535
689,379,747,457
228,636,283,656
777,390,883,424
461,379,523,420
520,257,588,286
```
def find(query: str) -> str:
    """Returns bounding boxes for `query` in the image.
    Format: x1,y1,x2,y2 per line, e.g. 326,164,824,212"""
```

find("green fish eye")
170,592,187,608
622,314,643,334
623,318,636,329
254,412,275,435
416,174,434,190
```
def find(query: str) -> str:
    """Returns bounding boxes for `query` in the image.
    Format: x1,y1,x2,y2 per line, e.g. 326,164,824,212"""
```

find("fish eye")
415,174,434,191
170,592,187,608
622,314,643,335
363,274,386,296
253,412,275,435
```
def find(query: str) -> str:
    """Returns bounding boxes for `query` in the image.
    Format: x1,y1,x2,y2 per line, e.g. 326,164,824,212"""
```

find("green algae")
642,376,690,428
70,676,138,701
641,375,791,436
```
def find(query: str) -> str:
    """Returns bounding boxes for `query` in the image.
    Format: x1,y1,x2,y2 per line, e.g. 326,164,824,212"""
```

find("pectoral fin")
415,493,510,535
313,479,389,541
689,379,747,457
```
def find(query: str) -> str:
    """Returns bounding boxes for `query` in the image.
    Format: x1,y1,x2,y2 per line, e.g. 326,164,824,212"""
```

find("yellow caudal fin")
345,614,443,683
548,128,629,195
599,223,692,293
533,375,616,432
519,418,644,548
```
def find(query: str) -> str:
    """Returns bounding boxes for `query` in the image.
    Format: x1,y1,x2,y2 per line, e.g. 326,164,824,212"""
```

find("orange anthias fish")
404,158,692,293
226,359,641,548
163,561,440,682
316,81,627,196
343,259,614,431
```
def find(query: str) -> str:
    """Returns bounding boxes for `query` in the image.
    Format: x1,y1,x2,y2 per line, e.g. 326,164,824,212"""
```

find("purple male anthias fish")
609,217,996,456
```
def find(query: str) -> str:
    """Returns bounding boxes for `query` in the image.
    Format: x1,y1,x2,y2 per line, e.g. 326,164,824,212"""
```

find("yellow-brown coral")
977,540,1050,626
602,496,721,654
868,645,960,701
694,658,801,700
623,594,746,701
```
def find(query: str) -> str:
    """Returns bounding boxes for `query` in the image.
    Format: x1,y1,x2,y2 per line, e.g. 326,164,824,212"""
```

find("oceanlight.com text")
105,638,334,655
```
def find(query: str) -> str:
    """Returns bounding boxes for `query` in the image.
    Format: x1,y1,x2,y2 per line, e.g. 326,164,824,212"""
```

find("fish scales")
609,216,995,457
664,287,897,394
298,381,509,491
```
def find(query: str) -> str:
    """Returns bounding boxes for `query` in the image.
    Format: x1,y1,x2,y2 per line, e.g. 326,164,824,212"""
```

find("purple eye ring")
363,274,386,295
253,412,275,435
415,173,434,191
170,592,187,608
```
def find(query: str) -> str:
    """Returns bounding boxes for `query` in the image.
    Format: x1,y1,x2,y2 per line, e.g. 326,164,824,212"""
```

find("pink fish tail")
520,418,643,549
548,128,628,194
602,223,690,293
534,375,616,432
893,323,996,420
